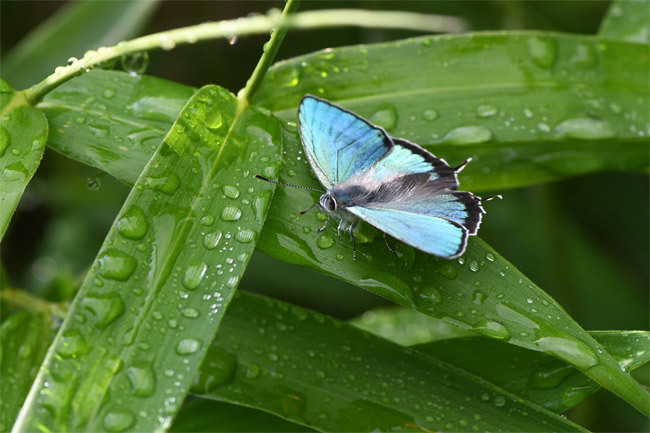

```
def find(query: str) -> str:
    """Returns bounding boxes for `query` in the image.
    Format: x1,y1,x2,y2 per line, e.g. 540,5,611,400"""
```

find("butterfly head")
319,192,338,214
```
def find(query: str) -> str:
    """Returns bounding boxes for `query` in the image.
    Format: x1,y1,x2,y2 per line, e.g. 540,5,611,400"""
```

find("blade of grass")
12,85,283,432
0,80,47,240
191,291,587,432
2,0,160,89
598,0,649,43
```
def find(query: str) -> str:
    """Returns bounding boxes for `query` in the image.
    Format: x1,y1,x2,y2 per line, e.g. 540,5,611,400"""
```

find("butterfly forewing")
298,96,392,188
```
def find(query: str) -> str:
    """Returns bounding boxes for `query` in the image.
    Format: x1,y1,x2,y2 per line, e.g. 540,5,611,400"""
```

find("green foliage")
1,1,648,432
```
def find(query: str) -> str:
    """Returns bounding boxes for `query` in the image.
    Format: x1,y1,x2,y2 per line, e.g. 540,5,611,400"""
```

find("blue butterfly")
257,95,497,260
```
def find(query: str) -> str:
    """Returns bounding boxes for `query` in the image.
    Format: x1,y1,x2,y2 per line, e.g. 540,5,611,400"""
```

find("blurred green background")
1,1,647,431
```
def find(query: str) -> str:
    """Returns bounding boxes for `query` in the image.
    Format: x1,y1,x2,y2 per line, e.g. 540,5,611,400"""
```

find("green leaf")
0,311,57,433
2,0,160,89
599,0,650,43
170,399,312,432
13,85,283,432
254,32,649,191
38,70,195,184
192,291,586,432
0,79,48,240
417,331,650,413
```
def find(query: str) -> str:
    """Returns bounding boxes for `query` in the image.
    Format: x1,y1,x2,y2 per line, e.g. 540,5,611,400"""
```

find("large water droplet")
1,162,28,182
121,51,149,75
472,290,487,305
126,361,156,397
220,206,242,221
476,105,497,118
146,173,180,195
276,66,302,87
203,231,222,249
117,206,148,240
183,263,207,290
81,292,125,329
422,109,439,121
555,117,615,139
441,126,492,144
435,263,457,280
223,185,240,199
191,348,237,392
206,109,223,129
235,228,257,243
528,36,557,69
369,105,397,130
316,234,335,249
472,320,511,340
570,42,598,67
103,409,135,432
175,338,201,355
417,286,442,310
58,329,91,358
535,336,599,369
98,249,137,281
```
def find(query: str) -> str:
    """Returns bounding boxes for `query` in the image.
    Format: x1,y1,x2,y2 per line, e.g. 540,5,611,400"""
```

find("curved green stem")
239,0,301,103
24,9,465,104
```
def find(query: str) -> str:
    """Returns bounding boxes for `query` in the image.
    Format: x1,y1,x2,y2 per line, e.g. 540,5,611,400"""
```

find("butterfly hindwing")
298,96,392,188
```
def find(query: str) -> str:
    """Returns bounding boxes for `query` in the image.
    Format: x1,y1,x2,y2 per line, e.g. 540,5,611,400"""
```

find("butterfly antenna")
452,157,472,173
254,175,324,193
298,202,319,216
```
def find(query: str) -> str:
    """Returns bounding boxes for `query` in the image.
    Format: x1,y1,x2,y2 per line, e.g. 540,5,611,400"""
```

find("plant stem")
238,0,301,104
24,9,465,105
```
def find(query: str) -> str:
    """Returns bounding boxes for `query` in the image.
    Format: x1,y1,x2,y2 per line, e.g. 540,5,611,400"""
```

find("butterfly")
256,95,498,260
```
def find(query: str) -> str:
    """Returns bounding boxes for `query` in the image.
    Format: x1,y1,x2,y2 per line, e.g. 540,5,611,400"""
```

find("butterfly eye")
320,195,337,212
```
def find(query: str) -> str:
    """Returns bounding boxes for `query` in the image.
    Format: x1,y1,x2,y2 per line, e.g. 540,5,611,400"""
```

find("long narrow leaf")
192,291,586,432
598,0,649,43
0,80,47,239
254,32,649,191
13,85,283,432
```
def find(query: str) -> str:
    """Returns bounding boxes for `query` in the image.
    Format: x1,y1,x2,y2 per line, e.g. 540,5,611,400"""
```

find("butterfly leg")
383,232,396,254
348,220,358,261
317,216,330,232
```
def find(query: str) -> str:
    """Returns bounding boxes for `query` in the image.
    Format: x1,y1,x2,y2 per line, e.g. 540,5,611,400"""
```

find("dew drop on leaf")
472,320,511,340
369,105,398,130
175,338,201,355
117,206,148,240
126,361,156,397
81,292,125,329
183,263,207,290
220,206,242,221
103,409,135,432
316,234,335,249
97,249,137,281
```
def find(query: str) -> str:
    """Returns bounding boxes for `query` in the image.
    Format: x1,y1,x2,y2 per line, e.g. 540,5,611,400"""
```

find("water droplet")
103,87,116,99
570,42,598,67
493,395,506,407
468,260,480,272
117,206,148,240
422,109,439,121
103,409,135,432
535,336,599,369
159,33,176,50
486,252,495,262
206,109,223,129
98,249,137,281
235,229,257,243
121,51,149,75
200,215,214,226
441,125,492,144
203,231,222,250
221,206,242,221
175,338,201,355
146,173,180,195
528,36,557,69
275,66,302,87
1,162,28,182
223,185,240,199
556,117,615,139
417,286,442,308
436,263,457,280
183,263,207,290
472,320,511,340
181,308,200,318
126,361,156,397
81,292,125,329
476,105,497,118
369,105,397,130
245,363,260,379
528,362,575,389
58,329,91,358
472,290,487,305
316,234,335,249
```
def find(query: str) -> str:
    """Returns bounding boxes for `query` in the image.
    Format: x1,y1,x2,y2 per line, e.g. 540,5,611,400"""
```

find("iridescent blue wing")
347,191,483,258
298,95,392,189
